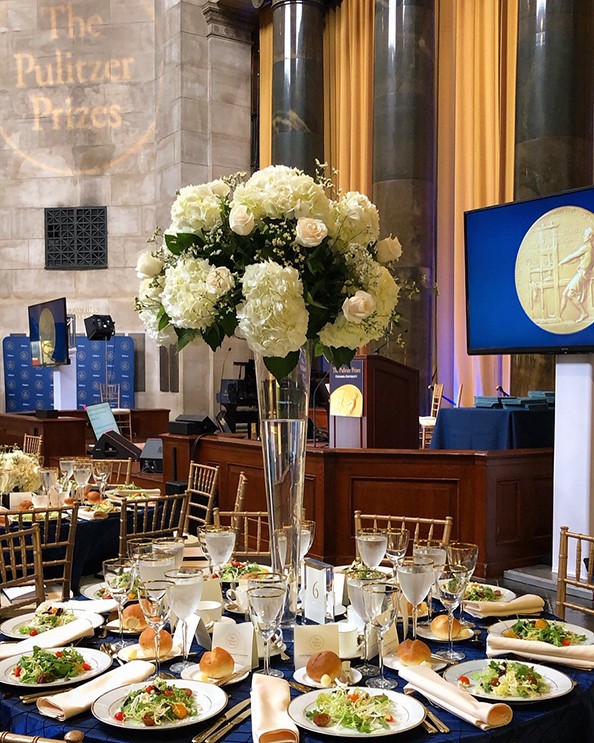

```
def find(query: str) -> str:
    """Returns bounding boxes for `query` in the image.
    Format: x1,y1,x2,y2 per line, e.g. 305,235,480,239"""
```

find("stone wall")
0,0,255,418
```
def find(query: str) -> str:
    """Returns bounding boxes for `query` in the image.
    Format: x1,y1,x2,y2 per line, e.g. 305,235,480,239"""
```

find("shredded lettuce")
472,660,548,699
505,618,586,647
305,688,397,733
118,680,199,726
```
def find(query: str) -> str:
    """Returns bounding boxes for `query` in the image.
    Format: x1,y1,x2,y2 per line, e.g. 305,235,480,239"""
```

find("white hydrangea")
138,307,178,346
330,191,380,248
0,450,41,492
170,181,227,235
138,276,165,304
237,261,308,357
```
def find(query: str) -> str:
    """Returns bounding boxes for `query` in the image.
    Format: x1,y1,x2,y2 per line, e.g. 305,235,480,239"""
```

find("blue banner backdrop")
3,335,135,412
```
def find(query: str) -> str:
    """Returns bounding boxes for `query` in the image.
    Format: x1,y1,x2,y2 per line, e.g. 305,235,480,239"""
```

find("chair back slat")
100,458,133,487
213,508,271,559
22,433,43,458
119,492,190,558
100,382,121,407
556,525,594,619
188,462,219,493
0,524,45,617
354,510,453,549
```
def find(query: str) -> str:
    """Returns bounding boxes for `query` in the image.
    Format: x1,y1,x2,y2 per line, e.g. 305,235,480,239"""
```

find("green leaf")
263,351,300,381
203,323,224,352
327,346,356,369
220,313,238,336
175,327,197,350
157,307,170,331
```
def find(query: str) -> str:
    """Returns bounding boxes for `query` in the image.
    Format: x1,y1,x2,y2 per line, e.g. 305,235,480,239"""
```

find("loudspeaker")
84,314,115,341
166,481,188,494
35,409,59,419
140,437,163,473
168,414,218,435
93,430,142,460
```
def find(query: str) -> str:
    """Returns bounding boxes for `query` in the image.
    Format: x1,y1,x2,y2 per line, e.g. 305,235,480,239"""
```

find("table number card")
194,617,212,650
293,623,340,669
212,621,258,669
174,613,200,651
201,577,223,604
303,558,333,624
382,620,400,656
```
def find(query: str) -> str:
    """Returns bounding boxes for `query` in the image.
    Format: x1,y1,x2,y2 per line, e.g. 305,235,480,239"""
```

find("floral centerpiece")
0,446,41,495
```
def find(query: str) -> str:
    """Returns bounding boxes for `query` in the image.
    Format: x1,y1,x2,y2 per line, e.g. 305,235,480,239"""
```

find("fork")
100,642,124,666
404,689,451,733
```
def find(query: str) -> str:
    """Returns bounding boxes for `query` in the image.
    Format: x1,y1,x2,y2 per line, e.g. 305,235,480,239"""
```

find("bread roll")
63,497,78,507
122,603,148,631
200,647,235,679
86,490,102,504
306,650,342,683
138,627,173,657
396,638,431,666
17,500,33,511
431,614,461,640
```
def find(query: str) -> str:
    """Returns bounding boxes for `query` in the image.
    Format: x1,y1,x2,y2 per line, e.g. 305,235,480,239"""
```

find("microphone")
312,370,330,447
496,385,510,397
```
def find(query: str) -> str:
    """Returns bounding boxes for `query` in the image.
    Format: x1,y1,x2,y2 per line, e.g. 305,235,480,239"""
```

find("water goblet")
138,579,174,679
412,539,447,625
164,567,204,674
385,528,410,576
72,459,92,502
137,550,175,583
92,460,113,496
363,582,401,689
248,582,287,678
298,520,315,601
199,524,236,577
346,576,381,676
397,557,434,639
434,564,469,661
356,528,388,569
446,542,479,627
39,467,59,496
102,558,134,651
154,536,185,569
126,538,153,580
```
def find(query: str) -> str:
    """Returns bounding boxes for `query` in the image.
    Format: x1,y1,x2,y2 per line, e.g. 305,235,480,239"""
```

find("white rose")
342,290,376,323
376,235,402,263
229,204,255,235
206,266,235,295
209,179,231,198
136,251,164,278
295,217,328,247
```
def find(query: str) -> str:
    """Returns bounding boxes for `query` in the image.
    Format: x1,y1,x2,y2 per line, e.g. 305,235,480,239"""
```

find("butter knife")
203,707,252,743
191,698,251,743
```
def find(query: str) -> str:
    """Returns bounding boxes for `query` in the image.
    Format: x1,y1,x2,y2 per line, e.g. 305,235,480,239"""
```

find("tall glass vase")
254,343,312,629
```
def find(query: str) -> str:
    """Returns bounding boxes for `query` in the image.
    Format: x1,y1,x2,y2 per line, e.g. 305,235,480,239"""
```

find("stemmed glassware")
248,581,287,678
92,460,113,497
103,558,134,651
127,538,153,580
72,459,92,501
434,564,469,661
138,579,174,679
137,550,175,583
58,459,74,497
385,528,410,576
412,539,447,625
199,524,236,577
165,567,204,675
355,527,388,570
397,557,434,639
347,576,381,676
154,536,185,570
447,542,479,627
363,582,401,689
298,519,316,602
39,467,59,497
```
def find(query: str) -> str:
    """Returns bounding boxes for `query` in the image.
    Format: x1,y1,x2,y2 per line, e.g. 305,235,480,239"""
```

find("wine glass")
298,520,316,600
138,579,174,679
397,557,434,639
356,528,388,569
385,528,409,576
59,458,75,484
39,467,59,496
434,564,469,661
138,550,175,583
92,460,113,496
103,558,134,651
412,539,447,625
199,524,236,577
72,459,92,501
347,576,381,676
447,542,479,627
363,582,401,689
127,538,153,580
248,582,287,678
154,536,185,569
165,567,204,674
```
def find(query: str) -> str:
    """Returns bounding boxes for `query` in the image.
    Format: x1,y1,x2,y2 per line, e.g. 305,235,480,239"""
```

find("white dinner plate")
181,661,250,686
443,659,575,702
80,581,138,603
92,679,228,731
293,665,362,689
488,618,594,645
334,565,393,580
104,618,143,636
383,654,446,673
106,489,160,503
464,582,516,603
117,643,182,663
0,609,104,639
288,688,425,737
0,647,112,688
416,625,474,643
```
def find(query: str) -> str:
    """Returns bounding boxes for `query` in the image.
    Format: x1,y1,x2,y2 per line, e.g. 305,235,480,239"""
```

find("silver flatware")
404,688,450,734
20,686,74,704
99,642,124,666
191,697,251,743
211,665,249,686
203,707,251,743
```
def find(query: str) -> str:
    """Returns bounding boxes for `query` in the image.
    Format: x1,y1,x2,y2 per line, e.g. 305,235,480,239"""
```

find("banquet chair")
22,433,43,459
118,491,190,558
0,524,45,618
354,510,454,545
213,507,271,560
1,505,80,602
234,472,247,511
103,458,133,486
113,408,133,440
556,525,594,620
99,381,121,407
455,383,464,407
419,383,444,448
0,732,84,742
188,462,219,494
184,463,219,535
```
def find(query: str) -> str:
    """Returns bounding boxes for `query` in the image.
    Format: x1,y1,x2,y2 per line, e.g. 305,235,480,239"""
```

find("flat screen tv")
86,402,120,440
28,297,70,366
465,186,594,355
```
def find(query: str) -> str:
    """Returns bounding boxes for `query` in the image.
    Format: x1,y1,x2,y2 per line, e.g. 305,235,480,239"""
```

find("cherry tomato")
29,629,38,637
458,675,470,686
145,685,154,693
347,693,360,702
82,662,92,671
490,678,500,687
313,713,332,728
55,651,63,657
164,690,173,697
385,714,394,722
183,688,193,697
114,711,125,722
14,667,21,677
143,714,156,726
562,639,571,646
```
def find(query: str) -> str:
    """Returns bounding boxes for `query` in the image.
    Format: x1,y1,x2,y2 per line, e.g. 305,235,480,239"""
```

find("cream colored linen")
399,665,512,730
61,599,118,614
465,594,544,618
251,674,299,743
37,659,155,720
0,618,96,660
487,634,594,670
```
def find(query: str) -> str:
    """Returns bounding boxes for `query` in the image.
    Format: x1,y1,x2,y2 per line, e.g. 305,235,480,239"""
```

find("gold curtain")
436,0,517,404
258,6,273,169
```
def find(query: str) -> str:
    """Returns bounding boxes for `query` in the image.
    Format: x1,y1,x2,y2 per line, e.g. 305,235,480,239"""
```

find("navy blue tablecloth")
431,408,555,450
2,602,594,743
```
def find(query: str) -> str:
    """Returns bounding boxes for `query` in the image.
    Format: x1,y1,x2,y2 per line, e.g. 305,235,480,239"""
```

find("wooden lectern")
329,354,419,449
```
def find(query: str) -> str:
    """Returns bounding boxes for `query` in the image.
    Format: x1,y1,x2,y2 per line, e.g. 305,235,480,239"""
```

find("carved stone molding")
252,0,331,9
201,0,257,43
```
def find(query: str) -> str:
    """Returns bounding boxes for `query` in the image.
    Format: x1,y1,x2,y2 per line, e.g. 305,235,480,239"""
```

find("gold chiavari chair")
2,505,80,602
99,382,121,407
113,408,133,441
354,510,453,545
102,458,133,487
22,433,43,459
0,731,84,742
0,524,45,618
556,525,594,620
185,463,219,535
188,462,219,493
213,507,271,560
418,383,444,449
118,492,190,558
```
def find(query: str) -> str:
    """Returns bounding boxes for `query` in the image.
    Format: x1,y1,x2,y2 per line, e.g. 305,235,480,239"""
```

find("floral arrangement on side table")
135,165,407,378
0,446,41,494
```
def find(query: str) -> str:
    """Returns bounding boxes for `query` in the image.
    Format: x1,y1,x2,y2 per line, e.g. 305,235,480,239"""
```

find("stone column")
372,0,436,408
512,0,594,393
270,0,325,175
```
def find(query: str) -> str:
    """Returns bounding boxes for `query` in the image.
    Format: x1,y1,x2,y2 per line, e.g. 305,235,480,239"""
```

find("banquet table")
2,601,594,743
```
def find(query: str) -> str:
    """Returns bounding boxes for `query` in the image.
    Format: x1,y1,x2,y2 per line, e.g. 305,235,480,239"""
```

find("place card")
333,569,346,609
303,558,333,624
294,623,339,669
382,620,400,656
212,620,258,669
194,617,212,650
201,577,223,604
173,613,200,650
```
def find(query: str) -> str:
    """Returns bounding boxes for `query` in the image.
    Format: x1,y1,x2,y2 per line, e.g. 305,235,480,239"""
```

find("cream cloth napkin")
399,665,513,730
37,659,155,720
53,598,119,614
487,633,594,669
0,618,95,660
251,674,299,743
465,594,544,618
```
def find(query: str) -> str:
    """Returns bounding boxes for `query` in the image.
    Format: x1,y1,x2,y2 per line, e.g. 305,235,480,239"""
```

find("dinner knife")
202,707,252,743
191,697,251,743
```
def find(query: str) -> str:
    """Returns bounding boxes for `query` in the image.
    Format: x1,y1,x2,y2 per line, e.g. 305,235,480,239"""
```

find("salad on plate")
17,607,76,636
459,660,549,699
12,646,92,685
503,618,586,646
114,680,199,726
337,561,388,581
305,688,397,733
465,583,504,601
218,560,268,581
